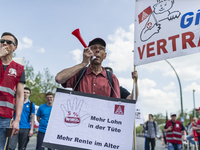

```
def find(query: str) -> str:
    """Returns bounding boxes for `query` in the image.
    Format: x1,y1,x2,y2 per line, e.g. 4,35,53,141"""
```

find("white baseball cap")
170,112,176,116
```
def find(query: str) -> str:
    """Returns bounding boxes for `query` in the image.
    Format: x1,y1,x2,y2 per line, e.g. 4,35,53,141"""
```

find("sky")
2,0,200,122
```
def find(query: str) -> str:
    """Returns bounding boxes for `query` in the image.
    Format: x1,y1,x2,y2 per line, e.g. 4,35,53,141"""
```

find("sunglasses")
0,39,16,46
171,115,176,117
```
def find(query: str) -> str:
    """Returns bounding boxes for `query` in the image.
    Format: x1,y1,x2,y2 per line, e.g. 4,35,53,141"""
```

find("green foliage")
136,125,143,134
153,113,166,125
24,61,60,106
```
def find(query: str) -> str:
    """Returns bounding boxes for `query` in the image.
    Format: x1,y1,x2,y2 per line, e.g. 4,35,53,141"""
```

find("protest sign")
135,94,144,125
134,0,200,66
43,88,135,150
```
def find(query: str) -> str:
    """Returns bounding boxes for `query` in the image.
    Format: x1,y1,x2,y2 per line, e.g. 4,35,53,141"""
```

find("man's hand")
0,46,8,57
10,120,19,138
132,71,138,81
155,137,157,140
82,47,94,65
28,129,34,137
193,126,197,130
167,126,172,131
183,136,187,141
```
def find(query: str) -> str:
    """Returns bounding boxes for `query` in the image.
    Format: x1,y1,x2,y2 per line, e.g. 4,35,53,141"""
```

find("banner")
43,88,135,150
135,94,144,125
134,0,200,66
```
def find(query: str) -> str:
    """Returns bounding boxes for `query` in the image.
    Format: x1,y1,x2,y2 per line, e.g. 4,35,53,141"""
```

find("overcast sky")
3,0,200,121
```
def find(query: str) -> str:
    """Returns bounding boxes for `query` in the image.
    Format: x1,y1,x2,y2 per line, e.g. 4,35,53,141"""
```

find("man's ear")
13,46,17,52
103,52,107,60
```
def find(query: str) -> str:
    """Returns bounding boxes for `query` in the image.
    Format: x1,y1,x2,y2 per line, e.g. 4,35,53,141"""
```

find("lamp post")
165,60,183,119
193,89,196,117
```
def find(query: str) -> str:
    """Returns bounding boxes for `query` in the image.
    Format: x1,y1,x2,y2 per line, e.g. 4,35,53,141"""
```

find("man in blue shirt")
7,87,35,150
36,92,54,150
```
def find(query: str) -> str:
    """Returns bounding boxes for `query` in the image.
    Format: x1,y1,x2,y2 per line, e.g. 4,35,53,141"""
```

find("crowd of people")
143,110,200,150
0,32,138,150
2,31,199,150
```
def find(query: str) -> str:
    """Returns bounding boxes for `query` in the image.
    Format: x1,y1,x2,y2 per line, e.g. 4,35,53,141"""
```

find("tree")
153,113,166,125
24,61,60,105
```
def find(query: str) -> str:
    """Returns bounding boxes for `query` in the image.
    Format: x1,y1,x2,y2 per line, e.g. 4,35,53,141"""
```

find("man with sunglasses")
0,32,25,150
163,112,187,150
55,38,120,98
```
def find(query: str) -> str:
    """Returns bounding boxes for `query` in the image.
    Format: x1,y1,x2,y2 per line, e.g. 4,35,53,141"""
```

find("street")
25,135,165,150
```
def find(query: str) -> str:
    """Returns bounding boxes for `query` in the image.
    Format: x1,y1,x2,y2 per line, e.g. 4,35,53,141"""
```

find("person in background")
36,92,54,150
163,112,187,150
104,67,138,101
187,117,198,146
7,87,35,150
193,107,200,150
143,114,158,150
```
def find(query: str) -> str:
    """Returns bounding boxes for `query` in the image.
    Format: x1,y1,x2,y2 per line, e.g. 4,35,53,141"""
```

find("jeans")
146,137,155,150
187,134,199,145
168,142,182,150
36,131,54,150
0,117,11,150
7,129,30,150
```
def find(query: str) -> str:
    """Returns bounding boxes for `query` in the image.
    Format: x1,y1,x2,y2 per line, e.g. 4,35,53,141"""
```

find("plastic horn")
72,28,96,60
72,28,87,48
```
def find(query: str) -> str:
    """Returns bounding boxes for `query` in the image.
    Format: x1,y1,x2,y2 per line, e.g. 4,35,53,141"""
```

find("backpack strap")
153,121,157,136
28,101,33,122
106,70,113,97
75,67,114,96
146,121,148,130
74,67,87,91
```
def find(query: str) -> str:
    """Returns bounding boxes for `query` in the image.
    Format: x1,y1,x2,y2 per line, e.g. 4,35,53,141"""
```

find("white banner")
134,0,200,66
135,94,144,125
43,88,135,150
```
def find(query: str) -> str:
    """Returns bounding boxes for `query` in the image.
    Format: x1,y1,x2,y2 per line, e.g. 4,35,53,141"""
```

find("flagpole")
133,65,137,150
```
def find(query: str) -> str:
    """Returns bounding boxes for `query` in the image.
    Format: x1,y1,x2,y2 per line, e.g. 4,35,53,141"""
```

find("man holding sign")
55,38,120,98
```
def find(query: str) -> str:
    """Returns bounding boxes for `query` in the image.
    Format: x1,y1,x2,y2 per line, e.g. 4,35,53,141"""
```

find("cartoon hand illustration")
61,98,90,127
168,11,181,20
151,23,161,34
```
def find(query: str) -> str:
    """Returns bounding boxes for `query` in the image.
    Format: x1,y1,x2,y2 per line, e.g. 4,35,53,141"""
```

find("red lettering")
137,45,145,59
157,39,168,55
182,32,196,49
147,42,155,58
198,37,200,47
169,34,179,51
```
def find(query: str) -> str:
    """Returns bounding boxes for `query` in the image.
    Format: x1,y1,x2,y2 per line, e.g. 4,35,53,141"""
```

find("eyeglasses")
90,46,105,51
171,115,176,117
0,39,16,46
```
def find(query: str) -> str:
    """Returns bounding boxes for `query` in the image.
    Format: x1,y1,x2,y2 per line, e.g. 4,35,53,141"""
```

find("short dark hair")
45,92,54,97
149,114,153,118
24,87,31,94
104,67,113,73
1,32,18,46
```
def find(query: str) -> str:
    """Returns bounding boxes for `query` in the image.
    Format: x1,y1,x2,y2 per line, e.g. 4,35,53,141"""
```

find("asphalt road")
25,135,166,150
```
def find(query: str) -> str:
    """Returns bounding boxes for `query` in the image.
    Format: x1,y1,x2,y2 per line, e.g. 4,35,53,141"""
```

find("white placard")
134,0,200,66
43,88,135,150
135,94,144,125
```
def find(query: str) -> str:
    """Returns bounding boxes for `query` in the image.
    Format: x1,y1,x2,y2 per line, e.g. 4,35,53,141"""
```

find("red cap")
196,107,200,110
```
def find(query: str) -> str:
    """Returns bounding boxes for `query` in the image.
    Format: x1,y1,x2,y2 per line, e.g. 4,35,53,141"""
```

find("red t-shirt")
62,67,120,98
